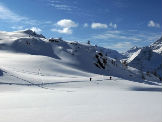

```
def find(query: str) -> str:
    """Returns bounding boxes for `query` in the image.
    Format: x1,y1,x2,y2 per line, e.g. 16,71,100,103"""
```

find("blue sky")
0,0,161,52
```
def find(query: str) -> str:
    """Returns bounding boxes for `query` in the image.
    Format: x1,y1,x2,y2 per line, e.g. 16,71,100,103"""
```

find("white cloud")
49,0,75,11
148,20,160,28
109,22,113,27
50,4,72,11
105,42,133,52
56,19,78,28
44,21,52,24
0,4,26,22
52,19,77,34
92,30,161,52
0,3,38,26
112,42,133,49
11,26,24,30
83,23,88,27
91,22,108,29
91,29,161,52
31,27,42,33
109,22,117,29
51,28,72,34
114,24,117,29
92,30,143,42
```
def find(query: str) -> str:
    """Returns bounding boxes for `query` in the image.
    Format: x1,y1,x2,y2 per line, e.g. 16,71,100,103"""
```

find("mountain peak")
123,46,141,57
21,29,45,38
130,46,138,50
23,29,34,34
150,37,162,53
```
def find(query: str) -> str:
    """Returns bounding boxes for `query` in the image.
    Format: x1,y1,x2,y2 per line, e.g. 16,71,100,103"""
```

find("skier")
26,41,30,45
90,77,92,81
110,76,112,80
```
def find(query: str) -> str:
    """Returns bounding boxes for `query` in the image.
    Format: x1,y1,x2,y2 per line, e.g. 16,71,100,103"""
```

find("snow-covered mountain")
0,30,161,122
0,29,160,85
123,37,162,58
150,37,162,54
123,46,141,57
128,47,161,76
96,46,126,60
126,37,162,79
0,30,121,75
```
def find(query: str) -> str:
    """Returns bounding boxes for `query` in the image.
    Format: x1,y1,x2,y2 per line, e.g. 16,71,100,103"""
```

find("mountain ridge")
0,30,161,84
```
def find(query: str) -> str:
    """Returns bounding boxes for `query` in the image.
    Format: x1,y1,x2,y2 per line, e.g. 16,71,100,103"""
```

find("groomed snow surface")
0,30,161,122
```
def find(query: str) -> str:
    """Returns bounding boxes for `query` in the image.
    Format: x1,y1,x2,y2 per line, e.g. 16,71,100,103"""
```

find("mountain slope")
123,46,141,58
127,45,162,79
0,30,161,122
150,37,162,54
0,30,161,86
0,30,125,75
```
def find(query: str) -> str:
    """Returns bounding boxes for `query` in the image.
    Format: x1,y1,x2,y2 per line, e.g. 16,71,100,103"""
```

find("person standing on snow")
90,77,92,81
110,76,112,80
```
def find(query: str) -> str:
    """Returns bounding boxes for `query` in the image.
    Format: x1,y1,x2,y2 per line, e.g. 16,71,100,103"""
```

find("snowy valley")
0,30,161,122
